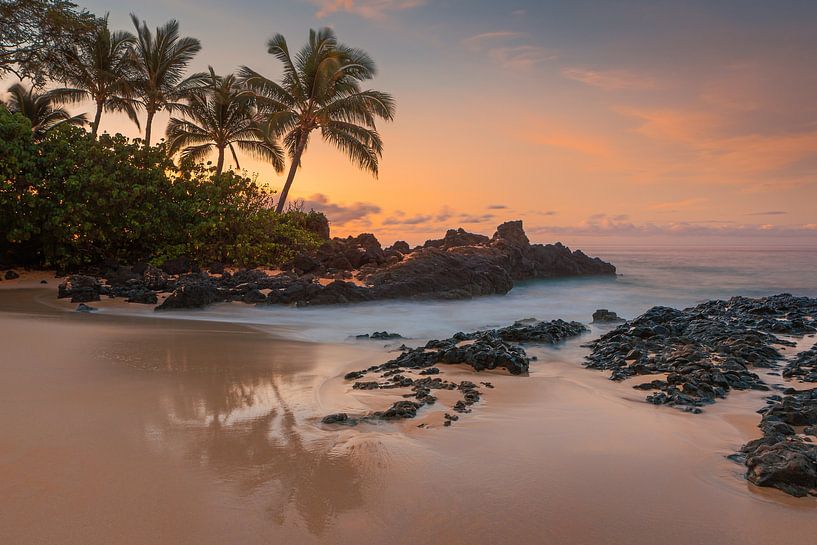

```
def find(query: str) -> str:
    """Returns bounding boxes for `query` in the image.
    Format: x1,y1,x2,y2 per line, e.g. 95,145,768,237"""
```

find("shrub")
0,107,325,269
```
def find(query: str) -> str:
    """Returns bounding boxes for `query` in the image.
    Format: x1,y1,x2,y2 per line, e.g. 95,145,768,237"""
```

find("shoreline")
3,286,817,544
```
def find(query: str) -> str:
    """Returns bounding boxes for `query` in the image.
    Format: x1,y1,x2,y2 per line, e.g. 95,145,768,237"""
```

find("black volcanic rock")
733,387,817,497
586,294,817,411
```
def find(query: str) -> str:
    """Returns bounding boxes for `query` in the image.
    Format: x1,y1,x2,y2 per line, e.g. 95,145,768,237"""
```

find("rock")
58,275,101,303
142,265,169,291
155,281,221,311
242,288,267,304
355,331,404,340
423,228,490,250
746,441,817,497
583,295,817,411
592,309,624,323
40,280,47,284
4,270,19,280
76,303,97,312
126,289,158,305
292,254,322,275
321,413,356,425
387,241,411,254
376,400,422,419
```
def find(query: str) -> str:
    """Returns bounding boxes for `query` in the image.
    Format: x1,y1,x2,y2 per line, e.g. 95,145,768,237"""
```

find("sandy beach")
2,281,817,545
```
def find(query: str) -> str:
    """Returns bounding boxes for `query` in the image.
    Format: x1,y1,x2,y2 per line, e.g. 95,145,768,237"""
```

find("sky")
15,0,817,245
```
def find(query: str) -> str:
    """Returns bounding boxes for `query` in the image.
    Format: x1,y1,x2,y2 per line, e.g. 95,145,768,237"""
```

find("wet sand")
2,285,817,545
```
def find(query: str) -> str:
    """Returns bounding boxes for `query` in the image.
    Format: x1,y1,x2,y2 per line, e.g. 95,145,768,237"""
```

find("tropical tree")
51,14,139,137
166,68,285,176
129,14,204,146
239,27,395,213
0,0,96,85
3,82,86,139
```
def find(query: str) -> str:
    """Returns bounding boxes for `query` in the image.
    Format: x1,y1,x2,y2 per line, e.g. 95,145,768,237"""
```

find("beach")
3,247,817,544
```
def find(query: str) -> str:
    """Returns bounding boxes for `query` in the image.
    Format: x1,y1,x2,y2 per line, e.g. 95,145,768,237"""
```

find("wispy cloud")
648,197,708,211
312,0,426,20
461,31,554,70
747,210,787,216
531,214,817,238
461,31,522,49
298,193,381,226
562,68,658,91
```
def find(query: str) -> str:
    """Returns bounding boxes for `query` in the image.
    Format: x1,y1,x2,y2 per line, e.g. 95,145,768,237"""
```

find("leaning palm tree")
166,68,285,176
239,27,395,213
129,14,205,146
4,82,87,139
51,15,139,137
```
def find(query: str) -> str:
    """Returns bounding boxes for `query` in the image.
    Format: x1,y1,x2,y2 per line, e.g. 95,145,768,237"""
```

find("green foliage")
0,0,97,85
0,107,324,269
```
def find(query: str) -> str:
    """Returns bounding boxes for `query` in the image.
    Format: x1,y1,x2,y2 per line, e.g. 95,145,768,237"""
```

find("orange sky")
7,0,817,246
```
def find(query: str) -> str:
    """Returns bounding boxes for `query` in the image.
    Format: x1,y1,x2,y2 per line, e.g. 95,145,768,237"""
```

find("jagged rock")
4,270,20,280
784,341,817,382
58,275,101,303
75,303,97,312
423,228,490,250
583,295,817,411
387,240,411,254
735,387,817,497
321,413,356,425
355,331,404,340
593,309,624,323
126,289,158,305
155,281,221,311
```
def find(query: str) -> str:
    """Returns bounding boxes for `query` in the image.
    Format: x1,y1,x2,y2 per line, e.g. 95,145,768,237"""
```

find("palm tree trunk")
144,109,155,146
275,138,306,214
216,145,225,176
91,101,103,138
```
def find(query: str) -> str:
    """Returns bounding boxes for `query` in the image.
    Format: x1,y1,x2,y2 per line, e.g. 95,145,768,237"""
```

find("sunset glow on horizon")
10,0,816,246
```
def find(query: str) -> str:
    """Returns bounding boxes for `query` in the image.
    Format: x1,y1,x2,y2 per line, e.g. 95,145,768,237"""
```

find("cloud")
562,68,658,91
312,0,426,19
529,214,817,238
461,31,522,49
458,213,495,224
648,198,708,211
747,210,787,216
382,214,433,225
461,31,555,70
511,9,526,17
297,193,381,225
486,204,508,210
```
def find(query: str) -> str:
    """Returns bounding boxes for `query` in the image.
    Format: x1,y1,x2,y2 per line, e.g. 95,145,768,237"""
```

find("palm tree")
4,82,86,139
51,15,139,137
239,28,395,213
129,14,204,146
166,68,285,176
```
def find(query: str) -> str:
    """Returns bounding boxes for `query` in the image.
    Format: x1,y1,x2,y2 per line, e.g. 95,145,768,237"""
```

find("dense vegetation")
0,0,395,270
0,107,324,269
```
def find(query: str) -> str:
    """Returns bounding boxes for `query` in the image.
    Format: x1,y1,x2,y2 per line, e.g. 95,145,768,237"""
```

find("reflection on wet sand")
97,319,380,535
4,287,817,545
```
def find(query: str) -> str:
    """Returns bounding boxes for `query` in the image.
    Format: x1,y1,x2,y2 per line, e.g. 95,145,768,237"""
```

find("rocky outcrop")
784,341,817,382
53,220,615,310
58,275,102,303
733,387,817,497
585,294,817,412
322,318,589,427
